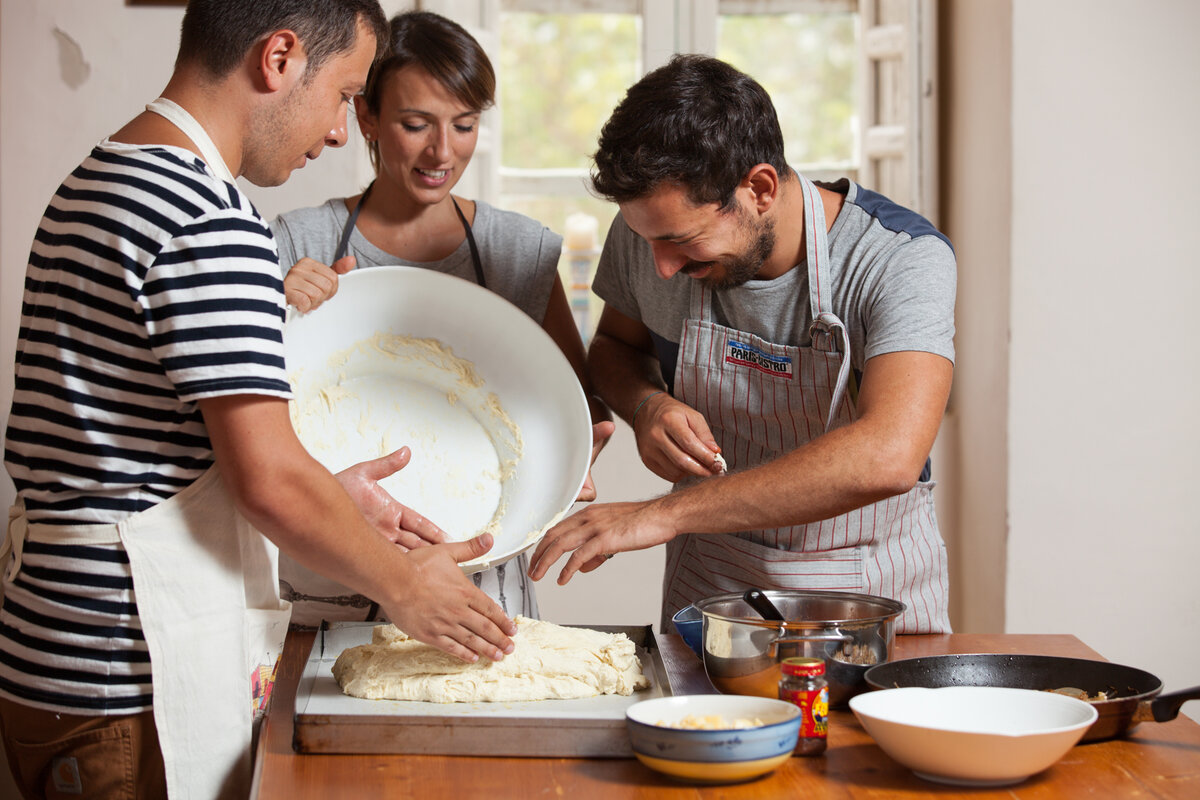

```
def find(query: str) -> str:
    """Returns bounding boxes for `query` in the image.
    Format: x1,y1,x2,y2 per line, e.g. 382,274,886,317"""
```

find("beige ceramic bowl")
849,686,1097,786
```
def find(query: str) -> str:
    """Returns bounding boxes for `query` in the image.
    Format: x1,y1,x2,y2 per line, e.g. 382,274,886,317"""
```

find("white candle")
564,213,599,253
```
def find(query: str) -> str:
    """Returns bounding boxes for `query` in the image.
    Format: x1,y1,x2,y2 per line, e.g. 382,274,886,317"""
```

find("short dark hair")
591,55,790,210
360,11,496,173
177,0,388,83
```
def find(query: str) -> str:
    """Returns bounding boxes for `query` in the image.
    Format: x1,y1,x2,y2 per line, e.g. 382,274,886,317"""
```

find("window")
422,0,936,339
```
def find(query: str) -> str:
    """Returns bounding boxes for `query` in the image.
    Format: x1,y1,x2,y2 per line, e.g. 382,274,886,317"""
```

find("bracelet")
631,390,665,427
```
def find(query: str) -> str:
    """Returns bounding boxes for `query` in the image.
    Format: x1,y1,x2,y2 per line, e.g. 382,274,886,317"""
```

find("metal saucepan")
694,589,905,708
863,653,1200,742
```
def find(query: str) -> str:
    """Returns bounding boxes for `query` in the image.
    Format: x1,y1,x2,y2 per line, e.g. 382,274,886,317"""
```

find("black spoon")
742,588,786,622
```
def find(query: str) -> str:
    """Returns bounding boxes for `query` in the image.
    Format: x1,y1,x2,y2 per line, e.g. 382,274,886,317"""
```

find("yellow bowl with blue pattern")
626,695,801,784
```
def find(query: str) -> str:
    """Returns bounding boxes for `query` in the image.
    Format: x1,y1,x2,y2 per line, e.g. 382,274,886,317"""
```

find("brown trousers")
0,697,167,800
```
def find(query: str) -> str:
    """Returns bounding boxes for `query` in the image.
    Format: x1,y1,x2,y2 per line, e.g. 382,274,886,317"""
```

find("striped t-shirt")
1,140,291,714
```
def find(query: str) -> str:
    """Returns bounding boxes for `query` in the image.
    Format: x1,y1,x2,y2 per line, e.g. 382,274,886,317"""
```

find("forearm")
641,350,952,535
649,418,920,535
588,331,667,423
246,448,419,604
202,396,412,608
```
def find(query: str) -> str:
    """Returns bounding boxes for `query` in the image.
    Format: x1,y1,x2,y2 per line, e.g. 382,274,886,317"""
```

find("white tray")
292,621,673,757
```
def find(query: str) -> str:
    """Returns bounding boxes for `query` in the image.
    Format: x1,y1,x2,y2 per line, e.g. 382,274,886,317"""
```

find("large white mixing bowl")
284,266,591,573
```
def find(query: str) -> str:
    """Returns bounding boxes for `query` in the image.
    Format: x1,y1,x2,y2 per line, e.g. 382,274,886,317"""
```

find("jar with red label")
778,656,828,755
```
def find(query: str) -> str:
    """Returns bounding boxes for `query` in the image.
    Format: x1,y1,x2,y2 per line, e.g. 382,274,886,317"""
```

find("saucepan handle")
1149,685,1200,723
772,632,853,646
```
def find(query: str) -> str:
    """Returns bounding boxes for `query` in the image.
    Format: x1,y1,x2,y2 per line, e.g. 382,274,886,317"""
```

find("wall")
939,0,1012,632
1004,0,1200,705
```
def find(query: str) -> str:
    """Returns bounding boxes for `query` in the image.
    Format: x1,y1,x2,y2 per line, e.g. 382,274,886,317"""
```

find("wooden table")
251,630,1200,798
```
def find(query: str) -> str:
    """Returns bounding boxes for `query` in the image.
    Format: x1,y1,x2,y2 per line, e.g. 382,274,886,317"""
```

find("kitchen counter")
251,629,1200,798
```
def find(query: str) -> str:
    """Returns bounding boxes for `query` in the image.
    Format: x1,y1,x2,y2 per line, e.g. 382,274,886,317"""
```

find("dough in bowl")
333,616,650,703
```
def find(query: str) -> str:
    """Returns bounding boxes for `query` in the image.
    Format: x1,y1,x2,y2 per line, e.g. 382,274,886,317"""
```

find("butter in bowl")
625,695,800,784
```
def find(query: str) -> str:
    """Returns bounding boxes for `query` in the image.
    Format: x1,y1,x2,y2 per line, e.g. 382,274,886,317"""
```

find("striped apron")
661,175,950,634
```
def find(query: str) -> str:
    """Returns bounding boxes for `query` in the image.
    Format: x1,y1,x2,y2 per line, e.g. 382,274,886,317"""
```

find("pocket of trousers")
10,723,135,800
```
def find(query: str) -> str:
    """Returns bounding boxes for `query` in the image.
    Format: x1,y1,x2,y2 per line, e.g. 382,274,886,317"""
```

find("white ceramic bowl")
284,267,592,573
625,694,801,784
849,686,1098,786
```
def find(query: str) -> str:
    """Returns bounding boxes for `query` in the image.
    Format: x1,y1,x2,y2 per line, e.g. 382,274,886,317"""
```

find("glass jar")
779,656,829,756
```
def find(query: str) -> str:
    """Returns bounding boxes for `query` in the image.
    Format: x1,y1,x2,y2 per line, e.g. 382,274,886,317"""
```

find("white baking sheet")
292,621,673,757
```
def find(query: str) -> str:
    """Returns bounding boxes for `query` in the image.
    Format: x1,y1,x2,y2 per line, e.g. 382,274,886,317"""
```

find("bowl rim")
694,590,905,628
625,694,801,732
849,686,1099,737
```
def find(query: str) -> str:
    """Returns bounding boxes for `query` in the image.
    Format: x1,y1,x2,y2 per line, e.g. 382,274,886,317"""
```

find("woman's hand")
285,254,356,313
575,420,616,502
335,447,448,550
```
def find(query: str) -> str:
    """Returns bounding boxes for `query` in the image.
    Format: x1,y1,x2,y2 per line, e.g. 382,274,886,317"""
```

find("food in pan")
1048,687,1111,702
333,616,649,703
833,642,880,666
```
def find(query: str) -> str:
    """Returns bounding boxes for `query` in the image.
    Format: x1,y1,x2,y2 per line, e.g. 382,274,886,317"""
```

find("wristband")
631,390,665,427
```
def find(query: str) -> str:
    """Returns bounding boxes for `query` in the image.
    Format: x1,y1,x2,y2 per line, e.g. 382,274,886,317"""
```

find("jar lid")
781,656,826,677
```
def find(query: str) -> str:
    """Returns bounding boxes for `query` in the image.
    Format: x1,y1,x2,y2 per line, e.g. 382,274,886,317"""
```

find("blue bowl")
672,605,703,657
626,695,801,784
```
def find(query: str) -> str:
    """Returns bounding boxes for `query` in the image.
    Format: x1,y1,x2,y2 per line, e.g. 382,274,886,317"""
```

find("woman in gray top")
271,11,613,626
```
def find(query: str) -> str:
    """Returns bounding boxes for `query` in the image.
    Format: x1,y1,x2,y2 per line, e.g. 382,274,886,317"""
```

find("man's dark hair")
591,55,790,210
177,0,389,82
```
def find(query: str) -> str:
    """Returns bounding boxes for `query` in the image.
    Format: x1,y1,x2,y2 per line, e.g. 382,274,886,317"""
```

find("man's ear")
257,29,305,93
745,164,780,213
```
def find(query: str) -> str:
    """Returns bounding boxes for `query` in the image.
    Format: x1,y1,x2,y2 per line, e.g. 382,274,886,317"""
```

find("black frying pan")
863,653,1200,742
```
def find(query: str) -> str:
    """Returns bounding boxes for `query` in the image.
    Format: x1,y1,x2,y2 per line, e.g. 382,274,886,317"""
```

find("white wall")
939,0,1013,635
1004,0,1200,705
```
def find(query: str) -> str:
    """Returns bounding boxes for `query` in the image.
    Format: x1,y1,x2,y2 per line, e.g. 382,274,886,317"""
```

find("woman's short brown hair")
361,11,496,172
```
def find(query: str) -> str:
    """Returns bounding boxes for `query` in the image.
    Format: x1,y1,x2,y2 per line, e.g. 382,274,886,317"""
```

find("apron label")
725,340,794,379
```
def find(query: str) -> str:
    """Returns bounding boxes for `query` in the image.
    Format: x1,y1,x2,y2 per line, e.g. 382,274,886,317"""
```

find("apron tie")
810,311,854,432
4,504,27,582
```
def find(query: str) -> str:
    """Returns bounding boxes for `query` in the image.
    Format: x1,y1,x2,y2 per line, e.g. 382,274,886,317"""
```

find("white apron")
4,467,290,800
662,175,950,634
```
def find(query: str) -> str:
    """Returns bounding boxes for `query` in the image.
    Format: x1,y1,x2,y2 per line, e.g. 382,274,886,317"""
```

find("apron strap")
335,186,487,289
799,172,854,432
4,504,125,582
335,182,374,262
451,197,487,288
145,97,236,185
800,173,831,321
3,505,25,582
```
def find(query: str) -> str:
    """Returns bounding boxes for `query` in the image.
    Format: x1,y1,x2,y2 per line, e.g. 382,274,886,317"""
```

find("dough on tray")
333,616,650,703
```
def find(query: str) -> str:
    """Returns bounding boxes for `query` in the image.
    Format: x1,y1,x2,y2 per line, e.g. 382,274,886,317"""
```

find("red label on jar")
781,685,829,739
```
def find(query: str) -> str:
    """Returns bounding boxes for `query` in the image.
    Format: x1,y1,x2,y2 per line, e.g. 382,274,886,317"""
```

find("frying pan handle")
1149,685,1200,723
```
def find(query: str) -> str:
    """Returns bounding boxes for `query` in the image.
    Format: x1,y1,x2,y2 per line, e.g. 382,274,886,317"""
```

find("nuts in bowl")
625,695,801,784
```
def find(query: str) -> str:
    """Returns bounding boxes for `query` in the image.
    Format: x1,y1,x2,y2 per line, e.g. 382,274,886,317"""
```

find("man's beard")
682,213,776,289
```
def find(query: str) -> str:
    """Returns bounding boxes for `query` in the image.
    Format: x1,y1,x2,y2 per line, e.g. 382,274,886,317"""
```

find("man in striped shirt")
0,2,515,798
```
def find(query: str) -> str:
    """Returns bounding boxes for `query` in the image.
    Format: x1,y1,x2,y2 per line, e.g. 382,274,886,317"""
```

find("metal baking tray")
292,621,673,757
